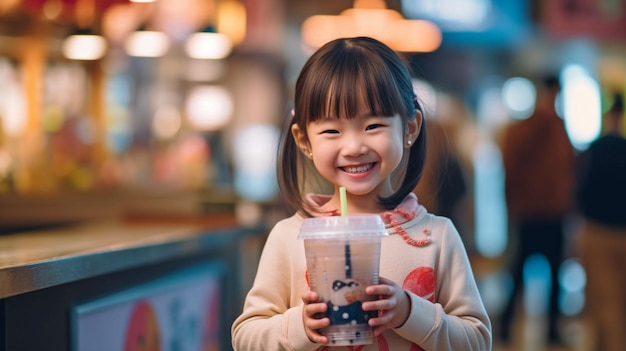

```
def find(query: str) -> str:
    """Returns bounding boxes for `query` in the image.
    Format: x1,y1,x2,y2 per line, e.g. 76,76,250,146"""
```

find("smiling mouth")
341,163,375,174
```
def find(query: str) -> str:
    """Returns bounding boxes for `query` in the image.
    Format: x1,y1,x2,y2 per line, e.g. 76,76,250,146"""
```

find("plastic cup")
298,215,388,346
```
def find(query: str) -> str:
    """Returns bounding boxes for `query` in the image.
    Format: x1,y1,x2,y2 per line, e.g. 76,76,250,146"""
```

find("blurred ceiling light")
63,0,107,60
62,30,108,60
216,0,246,45
185,85,233,131
185,30,233,59
125,29,170,57
302,0,442,52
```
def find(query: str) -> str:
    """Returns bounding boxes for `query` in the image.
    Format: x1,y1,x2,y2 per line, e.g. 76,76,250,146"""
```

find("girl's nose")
341,135,368,157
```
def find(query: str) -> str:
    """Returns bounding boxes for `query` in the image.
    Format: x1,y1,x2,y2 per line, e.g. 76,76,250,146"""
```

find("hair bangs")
306,48,406,123
361,63,408,119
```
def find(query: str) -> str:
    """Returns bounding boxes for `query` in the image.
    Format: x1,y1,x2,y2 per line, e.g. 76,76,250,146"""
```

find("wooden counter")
0,217,250,298
0,217,267,351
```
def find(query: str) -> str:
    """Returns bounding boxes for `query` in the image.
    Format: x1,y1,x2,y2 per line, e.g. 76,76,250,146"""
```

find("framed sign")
71,262,223,351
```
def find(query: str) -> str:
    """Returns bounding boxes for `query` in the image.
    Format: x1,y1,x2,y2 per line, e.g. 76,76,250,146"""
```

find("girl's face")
293,104,413,204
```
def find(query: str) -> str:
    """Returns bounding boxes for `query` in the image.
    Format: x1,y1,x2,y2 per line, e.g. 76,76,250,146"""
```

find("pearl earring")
309,152,313,158
407,140,412,145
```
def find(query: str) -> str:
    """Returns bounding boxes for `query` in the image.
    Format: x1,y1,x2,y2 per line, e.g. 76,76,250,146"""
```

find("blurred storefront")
0,0,290,232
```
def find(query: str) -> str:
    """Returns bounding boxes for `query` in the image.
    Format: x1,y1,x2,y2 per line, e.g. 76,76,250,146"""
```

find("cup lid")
298,215,388,239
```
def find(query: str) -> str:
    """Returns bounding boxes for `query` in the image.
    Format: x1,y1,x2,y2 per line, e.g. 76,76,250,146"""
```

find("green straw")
339,186,351,278
339,186,347,216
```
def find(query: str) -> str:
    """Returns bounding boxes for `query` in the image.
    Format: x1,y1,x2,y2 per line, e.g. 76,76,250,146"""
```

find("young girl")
231,36,492,351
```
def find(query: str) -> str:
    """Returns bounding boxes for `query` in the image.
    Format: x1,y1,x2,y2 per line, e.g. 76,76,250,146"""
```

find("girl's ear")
405,110,423,146
291,124,311,157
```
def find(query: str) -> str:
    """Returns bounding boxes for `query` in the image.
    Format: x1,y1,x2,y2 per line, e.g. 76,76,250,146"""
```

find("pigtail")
277,112,305,216
277,110,318,218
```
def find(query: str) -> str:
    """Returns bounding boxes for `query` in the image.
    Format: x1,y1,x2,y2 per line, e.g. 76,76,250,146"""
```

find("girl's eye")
365,124,383,131
320,129,339,134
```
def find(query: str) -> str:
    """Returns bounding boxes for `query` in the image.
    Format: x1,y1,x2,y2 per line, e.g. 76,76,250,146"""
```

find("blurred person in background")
574,92,626,351
498,75,576,345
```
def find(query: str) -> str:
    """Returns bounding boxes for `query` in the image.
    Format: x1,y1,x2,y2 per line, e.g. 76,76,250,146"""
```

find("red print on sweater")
403,267,435,302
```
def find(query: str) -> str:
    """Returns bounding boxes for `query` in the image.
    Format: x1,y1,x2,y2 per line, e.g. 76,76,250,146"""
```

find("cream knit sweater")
232,194,492,351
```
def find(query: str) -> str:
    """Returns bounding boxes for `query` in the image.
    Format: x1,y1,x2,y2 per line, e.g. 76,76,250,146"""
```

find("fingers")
365,302,403,335
304,303,330,344
365,276,399,295
304,299,328,319
305,319,329,345
365,284,394,297
362,277,411,332
308,333,329,345
301,290,320,304
363,297,396,312
301,291,330,344
304,311,330,343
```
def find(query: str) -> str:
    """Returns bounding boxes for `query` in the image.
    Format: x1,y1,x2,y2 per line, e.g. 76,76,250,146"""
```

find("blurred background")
0,0,624,350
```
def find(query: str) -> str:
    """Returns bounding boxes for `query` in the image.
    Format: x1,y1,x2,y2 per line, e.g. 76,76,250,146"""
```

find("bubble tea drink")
299,215,388,346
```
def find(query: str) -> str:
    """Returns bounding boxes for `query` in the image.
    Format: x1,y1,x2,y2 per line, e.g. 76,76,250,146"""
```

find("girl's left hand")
361,276,411,336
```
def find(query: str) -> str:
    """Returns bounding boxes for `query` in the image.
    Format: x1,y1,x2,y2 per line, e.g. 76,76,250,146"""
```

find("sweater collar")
304,192,425,228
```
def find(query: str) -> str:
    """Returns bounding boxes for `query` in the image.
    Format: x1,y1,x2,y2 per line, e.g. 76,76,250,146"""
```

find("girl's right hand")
301,290,330,344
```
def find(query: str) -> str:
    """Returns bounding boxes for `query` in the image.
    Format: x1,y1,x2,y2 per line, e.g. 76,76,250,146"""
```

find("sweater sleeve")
394,218,492,350
231,218,320,351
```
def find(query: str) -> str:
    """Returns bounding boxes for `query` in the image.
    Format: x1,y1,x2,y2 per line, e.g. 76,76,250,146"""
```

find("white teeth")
343,163,373,174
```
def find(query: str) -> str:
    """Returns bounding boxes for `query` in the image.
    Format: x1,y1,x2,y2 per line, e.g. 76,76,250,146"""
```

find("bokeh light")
152,104,182,140
502,77,536,120
185,86,234,131
558,258,586,316
232,124,279,202
561,64,602,150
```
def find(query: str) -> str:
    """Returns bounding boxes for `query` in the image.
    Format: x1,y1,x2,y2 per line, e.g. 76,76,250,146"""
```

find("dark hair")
277,37,427,217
